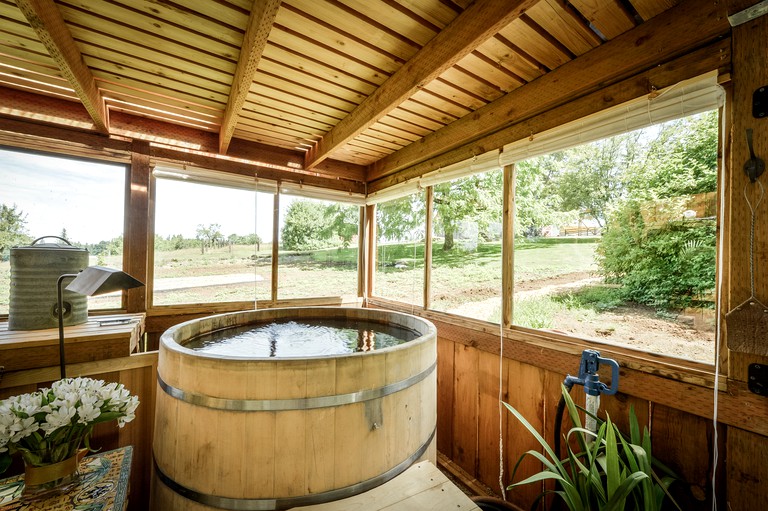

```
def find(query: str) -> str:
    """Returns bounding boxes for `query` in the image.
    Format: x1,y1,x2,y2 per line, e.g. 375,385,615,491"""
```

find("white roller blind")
153,165,366,205
498,72,724,166
365,149,501,204
367,73,722,205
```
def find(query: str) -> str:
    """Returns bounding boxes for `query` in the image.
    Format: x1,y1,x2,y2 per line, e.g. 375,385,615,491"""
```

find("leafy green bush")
597,201,715,310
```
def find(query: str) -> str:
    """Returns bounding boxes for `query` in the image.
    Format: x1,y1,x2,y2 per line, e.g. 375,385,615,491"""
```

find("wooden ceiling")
0,0,731,191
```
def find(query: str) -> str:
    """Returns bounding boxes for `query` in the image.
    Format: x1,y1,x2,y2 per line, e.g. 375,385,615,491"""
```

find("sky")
1,148,287,244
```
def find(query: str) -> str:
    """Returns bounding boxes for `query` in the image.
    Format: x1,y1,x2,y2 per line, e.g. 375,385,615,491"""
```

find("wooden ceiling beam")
303,0,538,171
367,37,731,193
219,0,282,155
14,0,109,133
0,85,366,184
367,0,730,183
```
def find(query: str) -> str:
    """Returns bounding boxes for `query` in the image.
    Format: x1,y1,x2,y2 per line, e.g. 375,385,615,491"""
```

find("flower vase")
22,449,87,499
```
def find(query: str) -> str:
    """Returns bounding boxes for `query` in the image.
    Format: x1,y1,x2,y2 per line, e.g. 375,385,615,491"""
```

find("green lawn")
0,238,598,313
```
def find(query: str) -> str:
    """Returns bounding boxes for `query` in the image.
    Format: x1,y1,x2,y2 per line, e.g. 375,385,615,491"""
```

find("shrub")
597,201,715,310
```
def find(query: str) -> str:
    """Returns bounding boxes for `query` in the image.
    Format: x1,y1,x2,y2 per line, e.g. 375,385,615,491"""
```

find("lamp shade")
65,266,144,296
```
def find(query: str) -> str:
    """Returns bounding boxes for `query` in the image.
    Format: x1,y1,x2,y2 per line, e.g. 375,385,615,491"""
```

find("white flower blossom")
0,377,139,463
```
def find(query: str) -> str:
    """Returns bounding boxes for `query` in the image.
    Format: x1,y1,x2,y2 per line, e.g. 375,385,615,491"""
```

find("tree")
627,110,718,199
323,204,359,248
195,223,222,254
0,204,30,259
432,171,502,251
376,193,426,243
515,154,574,237
281,201,332,251
555,132,642,227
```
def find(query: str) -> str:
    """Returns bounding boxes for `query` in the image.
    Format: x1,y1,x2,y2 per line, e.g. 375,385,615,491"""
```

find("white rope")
254,174,259,310
498,317,506,499
710,112,728,511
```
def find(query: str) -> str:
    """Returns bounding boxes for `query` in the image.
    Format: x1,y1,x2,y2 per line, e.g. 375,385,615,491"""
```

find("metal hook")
744,128,765,183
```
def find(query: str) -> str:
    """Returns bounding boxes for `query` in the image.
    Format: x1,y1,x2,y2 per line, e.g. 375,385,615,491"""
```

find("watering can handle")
30,236,73,246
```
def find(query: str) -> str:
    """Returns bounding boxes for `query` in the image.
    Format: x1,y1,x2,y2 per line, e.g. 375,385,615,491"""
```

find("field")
0,237,714,363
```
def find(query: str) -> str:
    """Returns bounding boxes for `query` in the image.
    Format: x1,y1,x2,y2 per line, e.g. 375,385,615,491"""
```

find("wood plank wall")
368,297,768,511
0,353,158,511
724,3,768,510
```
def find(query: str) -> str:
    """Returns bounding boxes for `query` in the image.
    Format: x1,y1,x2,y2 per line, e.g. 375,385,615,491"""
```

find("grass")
0,238,598,313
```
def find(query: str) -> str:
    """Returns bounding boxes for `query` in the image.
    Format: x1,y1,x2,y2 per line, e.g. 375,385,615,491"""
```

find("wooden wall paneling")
451,341,480,475
650,404,716,509
727,426,768,511
725,13,768,510
477,348,506,493
597,391,650,442
436,337,455,456
503,358,547,508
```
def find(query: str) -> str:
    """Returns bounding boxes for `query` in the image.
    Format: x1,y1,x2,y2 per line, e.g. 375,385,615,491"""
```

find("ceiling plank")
368,37,730,193
303,0,538,170
14,0,109,133
219,0,281,154
367,0,729,182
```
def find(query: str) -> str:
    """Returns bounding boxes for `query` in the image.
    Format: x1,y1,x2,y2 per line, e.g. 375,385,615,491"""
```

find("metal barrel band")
157,361,436,411
153,428,435,511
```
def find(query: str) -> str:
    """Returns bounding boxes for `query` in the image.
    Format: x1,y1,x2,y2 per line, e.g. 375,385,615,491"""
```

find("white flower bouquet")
0,377,139,471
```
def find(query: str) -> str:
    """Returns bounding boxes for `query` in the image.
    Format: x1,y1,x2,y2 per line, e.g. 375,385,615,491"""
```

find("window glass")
374,192,425,306
0,149,126,313
152,177,273,305
277,195,359,299
429,171,503,321
512,111,718,363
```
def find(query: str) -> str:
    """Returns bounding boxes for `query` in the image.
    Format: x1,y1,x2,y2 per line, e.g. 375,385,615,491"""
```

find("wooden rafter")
14,0,109,133
303,0,538,171
367,0,729,183
219,0,282,154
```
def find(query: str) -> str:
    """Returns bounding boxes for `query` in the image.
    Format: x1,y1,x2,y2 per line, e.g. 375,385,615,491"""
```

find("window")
152,176,273,306
0,148,127,313
374,192,425,306
277,195,359,299
429,172,503,321
512,111,718,363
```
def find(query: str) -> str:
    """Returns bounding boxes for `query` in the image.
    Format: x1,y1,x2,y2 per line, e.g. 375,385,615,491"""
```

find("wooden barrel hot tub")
150,307,437,511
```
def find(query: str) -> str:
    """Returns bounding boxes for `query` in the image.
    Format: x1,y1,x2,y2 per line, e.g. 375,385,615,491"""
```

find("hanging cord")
254,174,259,310
498,319,506,499
743,180,764,297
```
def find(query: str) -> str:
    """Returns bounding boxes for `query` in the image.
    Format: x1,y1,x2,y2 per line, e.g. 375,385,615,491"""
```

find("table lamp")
56,266,144,378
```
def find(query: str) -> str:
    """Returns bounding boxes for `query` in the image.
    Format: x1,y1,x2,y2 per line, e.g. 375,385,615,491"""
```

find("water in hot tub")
183,318,420,357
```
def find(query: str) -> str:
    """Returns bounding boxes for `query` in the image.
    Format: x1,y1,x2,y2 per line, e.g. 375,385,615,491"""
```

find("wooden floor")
291,461,480,511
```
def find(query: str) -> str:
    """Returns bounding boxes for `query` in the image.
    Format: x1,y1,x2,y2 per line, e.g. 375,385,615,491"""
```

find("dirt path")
448,272,715,364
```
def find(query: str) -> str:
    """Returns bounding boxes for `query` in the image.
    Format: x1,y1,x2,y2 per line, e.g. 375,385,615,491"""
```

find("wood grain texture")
368,0,729,182
304,0,538,169
14,0,108,132
368,37,731,192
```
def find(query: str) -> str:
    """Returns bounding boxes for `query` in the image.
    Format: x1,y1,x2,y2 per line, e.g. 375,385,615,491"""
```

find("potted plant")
504,385,680,511
0,377,139,498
